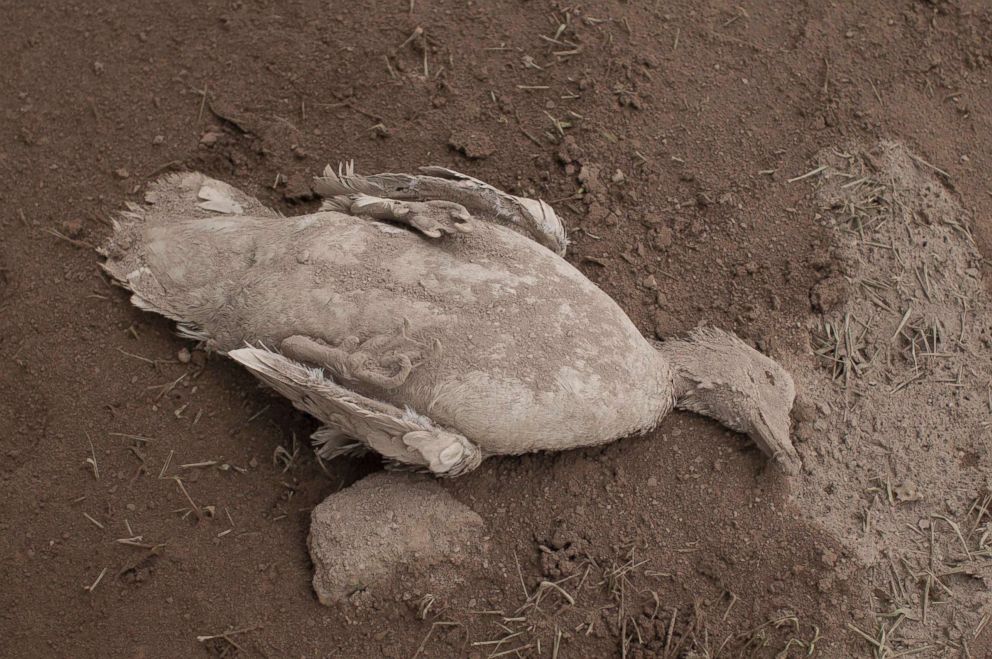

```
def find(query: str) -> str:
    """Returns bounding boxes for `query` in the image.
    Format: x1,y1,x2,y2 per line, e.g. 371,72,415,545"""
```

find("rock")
448,128,495,159
309,472,485,606
177,347,191,364
893,480,921,503
199,131,222,147
114,167,130,180
653,226,673,250
791,399,817,423
577,164,605,195
556,135,582,164
368,124,391,140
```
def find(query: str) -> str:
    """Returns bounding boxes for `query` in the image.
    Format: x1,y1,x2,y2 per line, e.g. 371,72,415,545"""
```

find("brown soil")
2,1,991,657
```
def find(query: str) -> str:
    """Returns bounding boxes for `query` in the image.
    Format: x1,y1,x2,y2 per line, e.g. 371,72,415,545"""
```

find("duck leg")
313,162,567,255
279,332,425,390
328,193,474,238
229,347,482,476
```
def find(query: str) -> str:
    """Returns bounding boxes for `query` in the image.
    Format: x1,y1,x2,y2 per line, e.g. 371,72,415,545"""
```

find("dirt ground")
2,1,991,657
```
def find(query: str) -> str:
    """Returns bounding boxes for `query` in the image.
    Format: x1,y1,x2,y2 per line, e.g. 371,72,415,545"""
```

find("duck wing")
229,346,482,476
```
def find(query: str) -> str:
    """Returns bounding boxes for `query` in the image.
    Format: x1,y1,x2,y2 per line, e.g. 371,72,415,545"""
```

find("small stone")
611,169,625,184
653,226,674,250
646,476,658,487
62,218,84,238
199,131,221,147
126,503,136,512
177,347,191,364
893,480,921,503
368,124,391,140
792,399,816,423
114,167,130,180
152,135,164,145
642,274,658,290
448,128,495,159
556,135,581,164
577,164,605,195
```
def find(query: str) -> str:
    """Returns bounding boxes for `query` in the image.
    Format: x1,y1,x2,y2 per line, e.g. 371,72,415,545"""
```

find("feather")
229,347,482,475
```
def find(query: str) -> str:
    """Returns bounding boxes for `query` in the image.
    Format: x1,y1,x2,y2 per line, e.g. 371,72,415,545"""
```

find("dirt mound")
793,141,992,655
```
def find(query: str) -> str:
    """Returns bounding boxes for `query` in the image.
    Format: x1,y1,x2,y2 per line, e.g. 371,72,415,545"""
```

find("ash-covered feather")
229,346,482,476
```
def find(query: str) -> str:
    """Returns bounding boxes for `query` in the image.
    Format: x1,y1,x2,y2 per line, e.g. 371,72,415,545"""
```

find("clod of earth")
309,471,484,605
99,163,800,477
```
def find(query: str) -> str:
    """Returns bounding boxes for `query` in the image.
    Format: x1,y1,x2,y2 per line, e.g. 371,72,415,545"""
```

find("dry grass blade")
84,567,108,593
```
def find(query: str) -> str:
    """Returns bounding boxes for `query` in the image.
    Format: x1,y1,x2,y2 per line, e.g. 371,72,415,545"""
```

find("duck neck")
652,337,748,436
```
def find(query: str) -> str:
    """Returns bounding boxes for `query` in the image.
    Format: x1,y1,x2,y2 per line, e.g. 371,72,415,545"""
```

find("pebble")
653,226,673,249
448,128,495,159
62,218,84,238
199,131,221,147
177,347,191,364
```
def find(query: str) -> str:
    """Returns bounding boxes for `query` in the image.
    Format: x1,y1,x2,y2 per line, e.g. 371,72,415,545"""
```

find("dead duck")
100,164,799,476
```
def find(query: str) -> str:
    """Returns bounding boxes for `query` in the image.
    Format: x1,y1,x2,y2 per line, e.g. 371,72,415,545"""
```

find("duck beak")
751,410,800,476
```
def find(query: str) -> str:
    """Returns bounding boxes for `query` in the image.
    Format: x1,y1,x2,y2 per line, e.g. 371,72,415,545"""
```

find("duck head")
657,328,799,475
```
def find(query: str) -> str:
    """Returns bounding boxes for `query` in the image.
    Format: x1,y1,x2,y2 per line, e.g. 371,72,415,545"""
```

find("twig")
787,165,827,183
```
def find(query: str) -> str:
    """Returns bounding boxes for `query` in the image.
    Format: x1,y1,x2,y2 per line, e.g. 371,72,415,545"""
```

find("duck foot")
281,333,422,390
331,194,474,238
